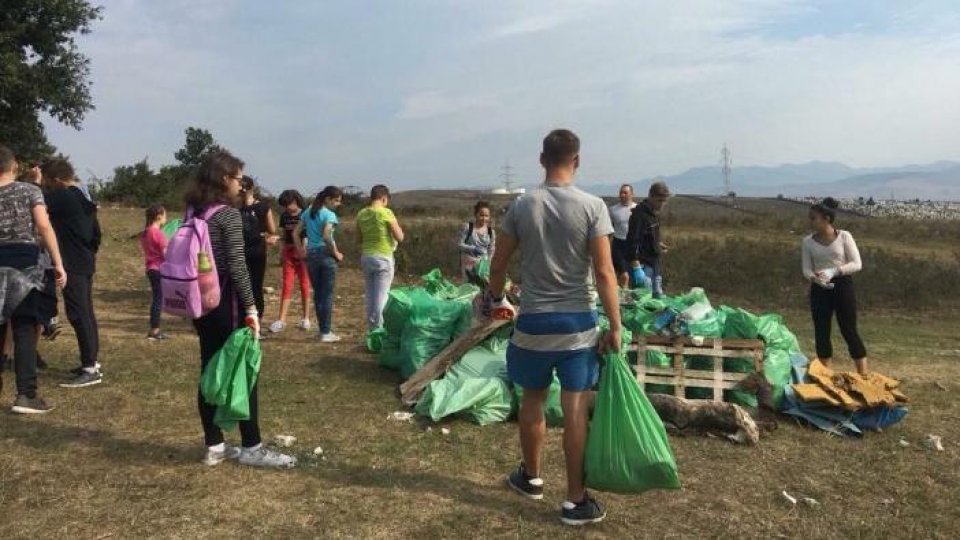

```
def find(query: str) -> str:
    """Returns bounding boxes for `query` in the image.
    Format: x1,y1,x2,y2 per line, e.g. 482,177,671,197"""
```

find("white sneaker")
203,444,241,466
238,445,297,469
298,319,312,331
269,321,286,333
320,333,342,343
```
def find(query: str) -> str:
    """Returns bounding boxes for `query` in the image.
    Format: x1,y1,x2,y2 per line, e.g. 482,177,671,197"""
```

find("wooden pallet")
632,336,765,402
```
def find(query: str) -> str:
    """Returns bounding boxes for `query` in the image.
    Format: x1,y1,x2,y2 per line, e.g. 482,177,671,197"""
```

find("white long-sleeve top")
801,229,863,281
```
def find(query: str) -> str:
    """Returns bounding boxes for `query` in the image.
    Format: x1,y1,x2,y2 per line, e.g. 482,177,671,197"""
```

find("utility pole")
501,161,515,193
720,143,733,197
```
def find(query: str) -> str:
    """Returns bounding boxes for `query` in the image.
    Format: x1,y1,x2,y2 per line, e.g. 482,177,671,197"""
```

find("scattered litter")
925,434,945,452
881,498,895,506
263,286,276,295
388,411,416,422
313,446,324,456
273,435,297,447
441,427,451,436
801,497,819,507
898,438,911,448
781,491,798,506
426,426,433,433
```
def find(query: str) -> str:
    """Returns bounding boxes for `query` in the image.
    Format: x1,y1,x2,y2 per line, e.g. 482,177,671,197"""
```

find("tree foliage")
0,0,102,160
95,127,221,208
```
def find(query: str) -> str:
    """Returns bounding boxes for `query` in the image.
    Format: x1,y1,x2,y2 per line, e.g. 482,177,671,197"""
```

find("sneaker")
70,362,103,377
319,333,342,343
147,331,169,341
238,445,297,469
42,321,62,341
202,444,241,466
560,492,606,527
60,369,102,388
269,321,286,333
506,464,544,501
11,394,54,414
298,319,312,331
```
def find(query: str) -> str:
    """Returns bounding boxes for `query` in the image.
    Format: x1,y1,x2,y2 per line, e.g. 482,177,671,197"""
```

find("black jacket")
46,186,101,275
625,200,661,267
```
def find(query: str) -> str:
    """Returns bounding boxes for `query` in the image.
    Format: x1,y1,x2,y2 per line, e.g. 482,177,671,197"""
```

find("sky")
44,0,960,194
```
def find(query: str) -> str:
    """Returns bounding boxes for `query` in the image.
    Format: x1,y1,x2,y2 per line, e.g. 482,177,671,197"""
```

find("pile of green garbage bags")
619,287,800,408
376,270,800,426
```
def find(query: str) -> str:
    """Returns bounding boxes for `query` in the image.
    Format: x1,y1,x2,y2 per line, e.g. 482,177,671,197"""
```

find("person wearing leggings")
186,151,295,469
238,176,278,333
802,197,868,375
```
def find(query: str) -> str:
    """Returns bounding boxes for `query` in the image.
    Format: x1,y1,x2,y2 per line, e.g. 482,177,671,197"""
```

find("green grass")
0,207,958,539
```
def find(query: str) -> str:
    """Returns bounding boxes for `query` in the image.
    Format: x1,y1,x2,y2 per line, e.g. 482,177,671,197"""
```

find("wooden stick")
399,318,509,406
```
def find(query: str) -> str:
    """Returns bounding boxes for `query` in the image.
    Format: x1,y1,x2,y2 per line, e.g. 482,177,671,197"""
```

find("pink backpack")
160,205,225,319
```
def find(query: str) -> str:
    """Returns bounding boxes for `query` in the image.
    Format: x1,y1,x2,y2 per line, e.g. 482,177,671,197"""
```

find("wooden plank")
638,345,764,359
673,341,684,398
642,367,748,382
641,336,765,350
713,341,724,402
399,318,509,405
643,376,746,389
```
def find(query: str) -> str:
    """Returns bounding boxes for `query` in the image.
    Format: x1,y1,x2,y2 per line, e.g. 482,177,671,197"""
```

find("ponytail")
310,185,343,218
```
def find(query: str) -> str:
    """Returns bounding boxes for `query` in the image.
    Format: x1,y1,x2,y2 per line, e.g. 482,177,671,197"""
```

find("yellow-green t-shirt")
358,206,396,257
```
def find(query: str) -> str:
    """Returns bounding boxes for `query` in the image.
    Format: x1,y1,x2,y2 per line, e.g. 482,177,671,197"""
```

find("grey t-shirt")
0,182,44,245
501,182,614,314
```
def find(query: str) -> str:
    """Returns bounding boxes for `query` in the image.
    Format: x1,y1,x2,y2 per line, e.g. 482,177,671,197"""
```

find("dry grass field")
0,205,958,539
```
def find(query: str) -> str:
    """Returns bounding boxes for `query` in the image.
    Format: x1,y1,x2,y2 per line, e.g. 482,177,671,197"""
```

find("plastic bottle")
197,251,219,310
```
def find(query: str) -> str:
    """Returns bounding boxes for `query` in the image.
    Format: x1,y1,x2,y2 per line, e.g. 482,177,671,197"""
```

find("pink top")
141,225,167,271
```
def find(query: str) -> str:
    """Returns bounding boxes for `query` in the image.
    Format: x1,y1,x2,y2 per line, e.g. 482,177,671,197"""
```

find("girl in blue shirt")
294,186,344,342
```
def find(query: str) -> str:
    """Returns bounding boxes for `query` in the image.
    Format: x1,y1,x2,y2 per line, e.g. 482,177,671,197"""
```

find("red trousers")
281,245,310,302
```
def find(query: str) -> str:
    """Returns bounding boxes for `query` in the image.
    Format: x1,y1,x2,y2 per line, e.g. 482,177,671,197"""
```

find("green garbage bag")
416,377,514,426
720,306,760,339
644,350,674,395
160,218,182,239
200,328,261,432
585,352,681,494
366,328,387,353
398,289,472,379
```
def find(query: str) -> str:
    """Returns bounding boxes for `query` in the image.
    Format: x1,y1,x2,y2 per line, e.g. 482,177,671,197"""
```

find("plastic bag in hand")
585,351,681,493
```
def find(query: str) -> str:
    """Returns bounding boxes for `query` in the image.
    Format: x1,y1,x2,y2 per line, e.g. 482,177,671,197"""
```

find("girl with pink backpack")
180,151,296,469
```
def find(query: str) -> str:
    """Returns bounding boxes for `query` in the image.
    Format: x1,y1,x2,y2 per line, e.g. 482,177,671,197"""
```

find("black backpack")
464,221,495,244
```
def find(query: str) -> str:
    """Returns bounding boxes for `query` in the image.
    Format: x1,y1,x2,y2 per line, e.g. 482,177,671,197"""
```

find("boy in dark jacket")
625,181,671,298
42,158,103,388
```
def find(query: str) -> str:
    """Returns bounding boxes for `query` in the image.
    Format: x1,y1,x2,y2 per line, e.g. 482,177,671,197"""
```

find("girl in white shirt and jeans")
801,197,868,374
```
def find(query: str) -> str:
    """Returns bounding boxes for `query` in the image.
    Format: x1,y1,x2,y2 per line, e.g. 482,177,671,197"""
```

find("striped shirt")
204,206,256,309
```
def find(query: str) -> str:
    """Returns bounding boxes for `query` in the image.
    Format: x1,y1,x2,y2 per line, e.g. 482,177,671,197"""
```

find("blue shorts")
507,345,600,392
506,312,600,392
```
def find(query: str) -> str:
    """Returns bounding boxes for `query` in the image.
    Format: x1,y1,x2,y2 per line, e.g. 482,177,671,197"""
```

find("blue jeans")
631,263,664,298
307,251,338,334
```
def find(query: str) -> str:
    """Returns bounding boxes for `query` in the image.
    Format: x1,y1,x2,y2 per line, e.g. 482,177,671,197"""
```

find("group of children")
0,147,105,415
141,182,407,345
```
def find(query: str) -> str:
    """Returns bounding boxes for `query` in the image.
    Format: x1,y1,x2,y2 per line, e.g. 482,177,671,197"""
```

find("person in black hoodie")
42,158,103,388
625,181,671,298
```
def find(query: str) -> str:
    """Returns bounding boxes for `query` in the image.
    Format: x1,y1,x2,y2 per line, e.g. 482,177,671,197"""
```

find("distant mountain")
584,160,960,201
